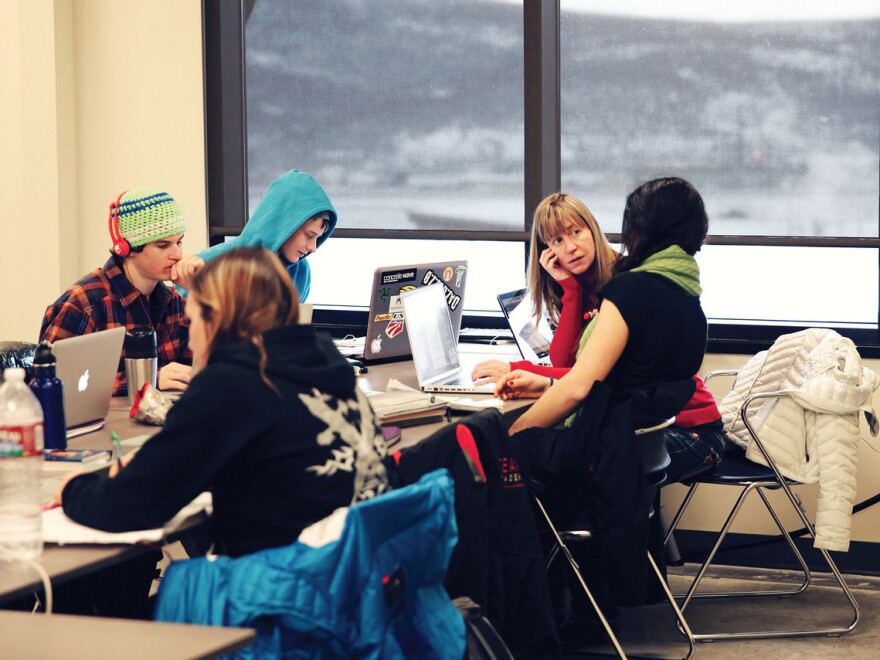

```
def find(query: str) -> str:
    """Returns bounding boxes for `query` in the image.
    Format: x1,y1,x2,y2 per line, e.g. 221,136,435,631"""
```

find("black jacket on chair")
510,379,694,607
393,409,560,659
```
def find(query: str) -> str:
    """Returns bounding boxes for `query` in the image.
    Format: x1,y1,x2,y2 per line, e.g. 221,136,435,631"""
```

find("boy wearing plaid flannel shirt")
40,188,193,396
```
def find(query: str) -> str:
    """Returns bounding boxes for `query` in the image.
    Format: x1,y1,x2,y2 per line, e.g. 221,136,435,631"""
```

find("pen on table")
110,431,124,471
41,500,61,512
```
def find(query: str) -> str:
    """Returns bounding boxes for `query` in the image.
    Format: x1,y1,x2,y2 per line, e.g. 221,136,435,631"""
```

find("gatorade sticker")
443,267,454,282
374,314,393,322
385,313,405,339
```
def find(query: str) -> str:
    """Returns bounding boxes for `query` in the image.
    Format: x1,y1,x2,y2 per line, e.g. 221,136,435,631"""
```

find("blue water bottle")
30,342,67,450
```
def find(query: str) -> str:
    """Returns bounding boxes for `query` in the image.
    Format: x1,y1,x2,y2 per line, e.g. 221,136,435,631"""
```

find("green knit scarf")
575,245,701,355
564,245,701,426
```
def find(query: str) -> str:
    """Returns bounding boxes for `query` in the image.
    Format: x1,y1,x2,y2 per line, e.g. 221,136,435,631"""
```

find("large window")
204,0,879,349
561,1,879,328
239,0,527,310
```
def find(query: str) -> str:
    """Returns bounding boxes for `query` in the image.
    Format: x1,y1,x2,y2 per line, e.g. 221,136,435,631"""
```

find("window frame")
202,0,880,357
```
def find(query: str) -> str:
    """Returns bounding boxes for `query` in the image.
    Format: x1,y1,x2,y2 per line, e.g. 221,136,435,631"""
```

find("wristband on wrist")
548,377,554,387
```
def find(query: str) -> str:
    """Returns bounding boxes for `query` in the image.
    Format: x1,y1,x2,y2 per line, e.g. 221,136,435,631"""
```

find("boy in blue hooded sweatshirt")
172,170,337,300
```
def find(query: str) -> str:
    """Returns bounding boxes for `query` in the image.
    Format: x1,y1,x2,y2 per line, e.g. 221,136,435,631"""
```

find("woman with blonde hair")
472,192,617,383
57,246,389,558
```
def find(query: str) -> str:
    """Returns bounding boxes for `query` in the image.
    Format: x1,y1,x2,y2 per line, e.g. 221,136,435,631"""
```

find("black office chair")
536,417,696,659
663,370,860,642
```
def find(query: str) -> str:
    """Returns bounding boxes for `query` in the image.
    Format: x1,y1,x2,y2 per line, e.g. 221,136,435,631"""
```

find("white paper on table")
43,492,212,545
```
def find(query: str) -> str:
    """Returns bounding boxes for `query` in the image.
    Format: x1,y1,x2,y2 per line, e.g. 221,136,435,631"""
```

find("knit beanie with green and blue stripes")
117,188,187,248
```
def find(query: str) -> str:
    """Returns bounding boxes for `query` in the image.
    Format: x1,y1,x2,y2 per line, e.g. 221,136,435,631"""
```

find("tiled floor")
562,564,880,659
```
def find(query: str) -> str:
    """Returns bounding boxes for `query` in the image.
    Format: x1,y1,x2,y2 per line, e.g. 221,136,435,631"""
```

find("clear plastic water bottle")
0,367,44,561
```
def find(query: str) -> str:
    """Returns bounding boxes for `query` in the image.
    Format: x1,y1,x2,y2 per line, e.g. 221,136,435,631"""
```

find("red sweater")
510,275,591,375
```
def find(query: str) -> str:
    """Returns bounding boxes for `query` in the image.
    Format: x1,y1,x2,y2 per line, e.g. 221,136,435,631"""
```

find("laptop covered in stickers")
363,260,469,363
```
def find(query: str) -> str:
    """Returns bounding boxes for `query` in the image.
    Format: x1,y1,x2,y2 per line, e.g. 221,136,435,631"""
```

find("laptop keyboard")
430,378,495,393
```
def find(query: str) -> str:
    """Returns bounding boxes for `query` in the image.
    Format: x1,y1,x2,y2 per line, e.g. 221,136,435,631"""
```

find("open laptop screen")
402,284,462,385
497,289,553,363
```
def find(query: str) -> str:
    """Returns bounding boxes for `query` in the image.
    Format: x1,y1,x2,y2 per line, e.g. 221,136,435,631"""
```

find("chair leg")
539,497,698,659
672,481,859,641
677,483,811,606
663,483,700,546
646,550,696,660
546,543,560,570
534,497,627,659
769,476,860,638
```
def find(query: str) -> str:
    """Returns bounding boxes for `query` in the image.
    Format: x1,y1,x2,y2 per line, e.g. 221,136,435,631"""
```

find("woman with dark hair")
500,177,726,481
497,177,725,648
57,246,390,558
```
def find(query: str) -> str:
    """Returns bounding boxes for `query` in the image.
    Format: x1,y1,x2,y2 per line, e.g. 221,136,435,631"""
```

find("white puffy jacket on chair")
719,328,880,552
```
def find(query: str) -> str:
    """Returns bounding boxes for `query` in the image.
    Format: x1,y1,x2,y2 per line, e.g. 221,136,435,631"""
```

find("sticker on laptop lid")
421,270,462,311
381,269,417,286
385,313,405,339
389,286,416,313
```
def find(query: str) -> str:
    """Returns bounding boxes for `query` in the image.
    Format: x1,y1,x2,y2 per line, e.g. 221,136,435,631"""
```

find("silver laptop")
362,260,469,363
401,284,495,394
497,289,554,366
52,327,125,437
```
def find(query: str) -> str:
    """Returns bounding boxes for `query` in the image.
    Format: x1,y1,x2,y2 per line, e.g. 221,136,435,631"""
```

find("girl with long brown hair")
57,246,389,558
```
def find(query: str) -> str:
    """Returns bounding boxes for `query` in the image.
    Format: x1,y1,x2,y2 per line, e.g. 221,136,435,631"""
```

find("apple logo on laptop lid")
77,369,90,392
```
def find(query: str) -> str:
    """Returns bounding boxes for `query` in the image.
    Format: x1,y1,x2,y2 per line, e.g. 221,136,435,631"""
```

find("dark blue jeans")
664,426,727,483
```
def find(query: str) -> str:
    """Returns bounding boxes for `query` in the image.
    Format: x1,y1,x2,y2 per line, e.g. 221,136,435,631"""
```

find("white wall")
0,0,207,342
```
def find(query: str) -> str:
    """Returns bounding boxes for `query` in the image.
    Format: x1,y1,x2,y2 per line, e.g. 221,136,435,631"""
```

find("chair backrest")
155,469,465,659
635,416,675,486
